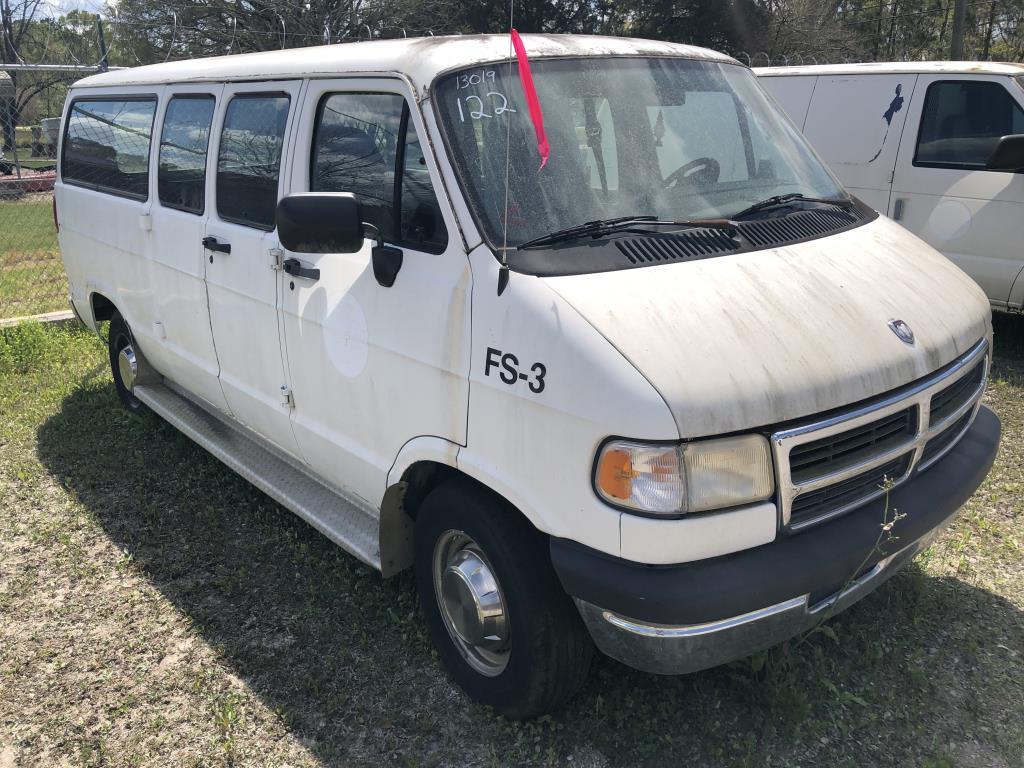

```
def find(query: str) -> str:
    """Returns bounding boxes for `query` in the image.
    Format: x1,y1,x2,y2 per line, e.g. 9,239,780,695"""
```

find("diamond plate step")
133,383,381,570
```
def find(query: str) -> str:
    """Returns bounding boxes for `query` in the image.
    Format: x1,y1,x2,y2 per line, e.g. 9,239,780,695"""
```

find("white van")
756,62,1024,311
57,36,1000,718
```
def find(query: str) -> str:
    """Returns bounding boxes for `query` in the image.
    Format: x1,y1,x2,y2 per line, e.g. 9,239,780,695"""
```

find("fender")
380,435,461,576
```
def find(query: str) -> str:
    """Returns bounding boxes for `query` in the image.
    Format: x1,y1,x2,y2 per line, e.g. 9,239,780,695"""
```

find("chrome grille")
772,339,989,532
919,410,974,470
789,453,914,528
930,360,985,426
788,407,917,484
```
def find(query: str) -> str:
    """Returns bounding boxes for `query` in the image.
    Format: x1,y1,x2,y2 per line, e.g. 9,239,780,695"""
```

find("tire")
108,313,146,414
414,479,593,719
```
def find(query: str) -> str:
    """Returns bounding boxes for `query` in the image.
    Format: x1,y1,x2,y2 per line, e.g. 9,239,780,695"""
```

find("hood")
545,216,991,438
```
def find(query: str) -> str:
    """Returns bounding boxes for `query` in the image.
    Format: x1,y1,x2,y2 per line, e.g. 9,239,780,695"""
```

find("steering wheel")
664,157,720,188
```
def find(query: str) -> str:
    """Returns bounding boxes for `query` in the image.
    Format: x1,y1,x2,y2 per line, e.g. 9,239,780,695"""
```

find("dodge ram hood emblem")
888,319,915,345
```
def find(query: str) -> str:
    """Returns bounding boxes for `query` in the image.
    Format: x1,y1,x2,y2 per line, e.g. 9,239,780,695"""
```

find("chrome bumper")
575,524,944,675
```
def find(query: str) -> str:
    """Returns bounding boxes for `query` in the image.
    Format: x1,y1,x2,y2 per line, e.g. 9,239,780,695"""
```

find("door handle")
282,257,320,281
202,236,231,254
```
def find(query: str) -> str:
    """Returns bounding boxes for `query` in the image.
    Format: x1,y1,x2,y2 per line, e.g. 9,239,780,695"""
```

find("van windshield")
434,57,843,249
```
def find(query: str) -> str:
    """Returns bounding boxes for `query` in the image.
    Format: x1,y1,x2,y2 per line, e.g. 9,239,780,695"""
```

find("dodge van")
757,62,1024,311
57,35,1000,718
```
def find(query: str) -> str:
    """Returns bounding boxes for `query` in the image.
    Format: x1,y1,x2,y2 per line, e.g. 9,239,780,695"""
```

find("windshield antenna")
498,0,515,296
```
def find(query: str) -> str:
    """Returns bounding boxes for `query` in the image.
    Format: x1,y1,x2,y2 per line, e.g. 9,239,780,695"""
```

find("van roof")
754,61,1024,77
72,34,737,95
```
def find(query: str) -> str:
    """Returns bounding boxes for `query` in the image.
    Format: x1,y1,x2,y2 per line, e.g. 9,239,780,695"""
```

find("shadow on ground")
33,313,1024,766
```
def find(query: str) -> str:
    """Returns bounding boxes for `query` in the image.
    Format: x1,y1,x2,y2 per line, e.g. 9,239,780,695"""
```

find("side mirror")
986,134,1024,172
276,193,364,253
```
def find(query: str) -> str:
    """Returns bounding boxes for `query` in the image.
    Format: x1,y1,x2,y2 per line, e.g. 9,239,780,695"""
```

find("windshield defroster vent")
613,207,863,266
511,201,876,277
738,208,859,248
614,231,739,264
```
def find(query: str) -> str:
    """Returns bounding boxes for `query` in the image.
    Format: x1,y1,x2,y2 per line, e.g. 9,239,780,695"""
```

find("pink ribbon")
511,29,549,171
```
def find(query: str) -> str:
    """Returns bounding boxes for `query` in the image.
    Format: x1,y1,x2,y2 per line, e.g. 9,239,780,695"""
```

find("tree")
1,2,107,148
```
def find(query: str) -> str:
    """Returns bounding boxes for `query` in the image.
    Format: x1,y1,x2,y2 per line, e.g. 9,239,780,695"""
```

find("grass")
1,317,1023,767
3,157,56,171
0,194,65,319
7,126,58,169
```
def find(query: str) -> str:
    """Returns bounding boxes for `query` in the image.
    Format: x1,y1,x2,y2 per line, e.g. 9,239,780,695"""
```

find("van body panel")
760,74,816,129
279,77,471,510
890,73,1024,307
545,216,990,438
801,74,918,212
1007,264,1024,311
57,183,148,320
461,245,678,558
385,435,462,488
56,85,158,344
142,84,229,411
619,501,777,565
203,80,305,457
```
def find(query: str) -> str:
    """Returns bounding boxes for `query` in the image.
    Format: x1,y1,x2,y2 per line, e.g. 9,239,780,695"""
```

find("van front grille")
930,359,985,426
789,453,913,529
920,410,974,470
772,341,988,533
789,407,916,484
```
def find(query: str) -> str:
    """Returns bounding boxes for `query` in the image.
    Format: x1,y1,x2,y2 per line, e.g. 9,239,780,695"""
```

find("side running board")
133,382,381,570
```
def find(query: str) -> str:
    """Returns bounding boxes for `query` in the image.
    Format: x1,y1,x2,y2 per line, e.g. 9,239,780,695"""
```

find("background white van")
756,63,1024,311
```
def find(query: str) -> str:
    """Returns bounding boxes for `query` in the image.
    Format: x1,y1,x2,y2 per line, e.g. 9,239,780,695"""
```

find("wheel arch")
379,457,549,578
90,291,117,325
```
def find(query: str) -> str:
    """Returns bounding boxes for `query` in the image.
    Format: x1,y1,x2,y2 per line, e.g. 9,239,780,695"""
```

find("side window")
311,92,448,252
400,129,449,251
158,95,215,214
216,94,290,230
915,80,1024,169
62,97,157,199
312,93,402,239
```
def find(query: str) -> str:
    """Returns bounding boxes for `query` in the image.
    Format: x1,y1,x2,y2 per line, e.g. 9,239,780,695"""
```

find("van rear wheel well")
91,293,116,323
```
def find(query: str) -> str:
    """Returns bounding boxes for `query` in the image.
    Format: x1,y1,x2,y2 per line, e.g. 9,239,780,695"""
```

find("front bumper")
553,406,1000,675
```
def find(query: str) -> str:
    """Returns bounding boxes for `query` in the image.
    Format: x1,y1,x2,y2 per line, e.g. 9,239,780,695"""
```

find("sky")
40,0,107,18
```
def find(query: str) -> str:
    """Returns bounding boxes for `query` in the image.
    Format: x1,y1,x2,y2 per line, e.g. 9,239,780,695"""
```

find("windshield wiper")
517,216,738,250
731,193,854,220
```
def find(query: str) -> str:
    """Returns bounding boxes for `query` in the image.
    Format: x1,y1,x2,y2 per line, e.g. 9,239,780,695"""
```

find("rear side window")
915,80,1024,169
311,92,448,253
159,95,215,214
216,94,290,230
62,97,157,200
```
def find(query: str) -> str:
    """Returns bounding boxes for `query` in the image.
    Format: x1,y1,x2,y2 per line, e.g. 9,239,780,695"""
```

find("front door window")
915,80,1024,169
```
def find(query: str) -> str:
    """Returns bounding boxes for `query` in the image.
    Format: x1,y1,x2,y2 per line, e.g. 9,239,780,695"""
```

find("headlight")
595,435,774,515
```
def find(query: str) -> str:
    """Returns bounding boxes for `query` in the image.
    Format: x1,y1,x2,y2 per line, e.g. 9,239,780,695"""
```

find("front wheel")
414,480,593,719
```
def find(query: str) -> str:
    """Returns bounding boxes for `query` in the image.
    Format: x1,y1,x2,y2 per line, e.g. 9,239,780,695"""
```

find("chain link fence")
1,129,64,325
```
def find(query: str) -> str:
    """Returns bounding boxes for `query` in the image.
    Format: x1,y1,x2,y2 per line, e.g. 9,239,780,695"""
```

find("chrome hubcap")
117,343,137,392
433,530,509,676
